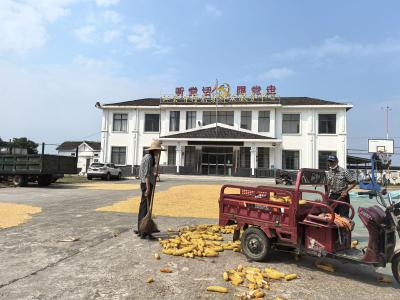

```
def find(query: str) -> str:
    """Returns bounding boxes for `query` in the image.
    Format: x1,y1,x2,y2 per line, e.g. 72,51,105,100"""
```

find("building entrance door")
201,147,233,176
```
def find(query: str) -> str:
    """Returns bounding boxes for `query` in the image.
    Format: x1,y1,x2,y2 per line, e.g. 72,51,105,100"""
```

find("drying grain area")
0,176,399,300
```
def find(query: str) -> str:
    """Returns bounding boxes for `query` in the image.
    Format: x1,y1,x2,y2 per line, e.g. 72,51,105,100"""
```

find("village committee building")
96,85,352,177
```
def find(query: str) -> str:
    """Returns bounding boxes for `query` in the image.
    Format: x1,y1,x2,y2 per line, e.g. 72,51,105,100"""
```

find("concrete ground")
0,177,399,300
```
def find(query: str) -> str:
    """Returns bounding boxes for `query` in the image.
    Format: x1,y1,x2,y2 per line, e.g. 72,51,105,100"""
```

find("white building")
57,141,101,173
96,95,352,177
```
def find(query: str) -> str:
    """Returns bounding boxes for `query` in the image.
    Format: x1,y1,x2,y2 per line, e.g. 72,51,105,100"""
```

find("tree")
9,137,39,154
0,138,8,147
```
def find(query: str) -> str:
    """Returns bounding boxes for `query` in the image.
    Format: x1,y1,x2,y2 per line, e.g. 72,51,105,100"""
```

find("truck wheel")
117,173,122,180
13,175,27,187
241,227,271,262
105,173,111,181
38,175,51,187
392,253,400,284
87,176,92,180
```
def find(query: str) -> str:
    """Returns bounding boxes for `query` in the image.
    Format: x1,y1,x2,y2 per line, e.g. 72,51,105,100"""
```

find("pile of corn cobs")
159,224,240,258
222,264,297,299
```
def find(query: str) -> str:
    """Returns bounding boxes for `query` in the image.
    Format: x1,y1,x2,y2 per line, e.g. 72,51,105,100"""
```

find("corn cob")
206,286,228,293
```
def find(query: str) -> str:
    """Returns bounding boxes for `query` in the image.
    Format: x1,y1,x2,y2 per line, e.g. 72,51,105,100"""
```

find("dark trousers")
138,183,153,230
329,192,350,218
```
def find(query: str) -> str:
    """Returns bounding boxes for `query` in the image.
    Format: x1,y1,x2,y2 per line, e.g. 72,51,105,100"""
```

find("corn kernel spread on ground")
96,185,227,218
78,183,139,191
0,203,42,229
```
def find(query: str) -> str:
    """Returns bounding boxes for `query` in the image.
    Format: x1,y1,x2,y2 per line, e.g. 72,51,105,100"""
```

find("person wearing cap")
134,140,164,238
326,155,357,217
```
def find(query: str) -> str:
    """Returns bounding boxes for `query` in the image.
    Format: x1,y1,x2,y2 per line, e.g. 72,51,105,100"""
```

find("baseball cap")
327,155,338,161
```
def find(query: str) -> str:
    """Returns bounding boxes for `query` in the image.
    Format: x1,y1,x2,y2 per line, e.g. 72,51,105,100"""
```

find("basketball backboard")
368,139,394,154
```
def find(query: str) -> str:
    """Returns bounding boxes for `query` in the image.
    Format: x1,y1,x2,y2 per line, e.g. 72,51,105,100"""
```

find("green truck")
0,146,78,187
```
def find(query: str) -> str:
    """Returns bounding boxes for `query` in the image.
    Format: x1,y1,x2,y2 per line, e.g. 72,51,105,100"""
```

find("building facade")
57,141,101,174
97,97,352,176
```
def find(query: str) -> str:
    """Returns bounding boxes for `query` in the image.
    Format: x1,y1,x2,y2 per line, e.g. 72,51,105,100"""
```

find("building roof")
57,141,101,151
101,97,347,107
160,125,274,140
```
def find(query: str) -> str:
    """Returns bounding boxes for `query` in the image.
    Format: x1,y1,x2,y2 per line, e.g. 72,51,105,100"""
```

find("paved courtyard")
0,177,399,299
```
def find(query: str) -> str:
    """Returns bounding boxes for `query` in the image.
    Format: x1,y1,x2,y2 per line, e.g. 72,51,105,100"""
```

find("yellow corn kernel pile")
222,265,298,298
0,203,42,229
159,224,240,258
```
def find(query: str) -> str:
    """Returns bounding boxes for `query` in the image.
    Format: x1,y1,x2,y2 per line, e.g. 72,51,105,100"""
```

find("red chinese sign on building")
251,85,261,96
175,87,184,97
188,86,198,96
236,85,246,96
267,85,276,96
202,86,212,97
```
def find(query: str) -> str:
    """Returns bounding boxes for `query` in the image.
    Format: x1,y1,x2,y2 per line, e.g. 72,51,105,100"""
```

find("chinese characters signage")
162,83,279,103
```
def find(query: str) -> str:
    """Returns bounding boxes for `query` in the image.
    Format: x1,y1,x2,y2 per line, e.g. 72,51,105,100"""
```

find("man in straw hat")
134,139,165,239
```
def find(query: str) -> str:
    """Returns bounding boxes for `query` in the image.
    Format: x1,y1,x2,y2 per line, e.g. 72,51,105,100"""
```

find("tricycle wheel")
392,253,400,284
241,227,271,262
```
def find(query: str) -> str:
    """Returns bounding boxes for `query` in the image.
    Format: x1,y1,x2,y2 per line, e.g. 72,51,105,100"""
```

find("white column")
176,143,182,173
234,110,241,130
269,146,275,169
250,145,256,176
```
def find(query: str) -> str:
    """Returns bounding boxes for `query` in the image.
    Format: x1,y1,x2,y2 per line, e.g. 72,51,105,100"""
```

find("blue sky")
1,0,399,161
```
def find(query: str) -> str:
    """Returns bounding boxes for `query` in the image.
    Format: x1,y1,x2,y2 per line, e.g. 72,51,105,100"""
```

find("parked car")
87,163,122,180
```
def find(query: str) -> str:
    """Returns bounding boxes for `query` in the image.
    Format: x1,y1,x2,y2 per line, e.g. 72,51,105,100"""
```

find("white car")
87,163,122,180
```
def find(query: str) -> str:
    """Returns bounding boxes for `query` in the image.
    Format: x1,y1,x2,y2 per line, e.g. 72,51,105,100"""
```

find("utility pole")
381,106,392,139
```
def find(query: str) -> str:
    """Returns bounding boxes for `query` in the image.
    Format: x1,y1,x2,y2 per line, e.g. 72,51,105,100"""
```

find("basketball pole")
381,105,392,139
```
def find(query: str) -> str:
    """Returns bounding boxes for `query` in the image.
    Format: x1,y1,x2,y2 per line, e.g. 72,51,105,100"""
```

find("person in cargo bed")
326,155,357,218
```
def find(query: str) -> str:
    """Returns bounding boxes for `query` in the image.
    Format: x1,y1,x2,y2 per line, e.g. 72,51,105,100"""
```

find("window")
186,111,196,130
168,146,176,165
203,111,216,125
258,111,270,132
203,111,234,126
113,114,128,132
169,111,180,131
144,114,160,132
282,150,299,170
184,146,196,166
241,111,252,130
319,114,336,134
318,151,337,170
111,147,126,165
282,114,300,134
217,111,234,126
239,147,251,168
257,148,270,168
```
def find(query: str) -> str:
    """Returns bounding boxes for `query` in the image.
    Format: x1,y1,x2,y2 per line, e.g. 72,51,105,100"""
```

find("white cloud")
258,68,295,80
73,54,118,69
95,0,119,7
0,0,78,54
0,59,176,144
127,24,157,50
100,10,121,23
103,30,121,42
74,25,96,43
277,36,400,60
205,4,221,18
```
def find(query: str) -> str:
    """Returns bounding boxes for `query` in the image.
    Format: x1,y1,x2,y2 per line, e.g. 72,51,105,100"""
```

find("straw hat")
146,140,166,151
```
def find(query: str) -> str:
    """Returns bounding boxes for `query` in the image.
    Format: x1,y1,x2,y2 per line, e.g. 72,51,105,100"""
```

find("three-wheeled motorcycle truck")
219,168,400,283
